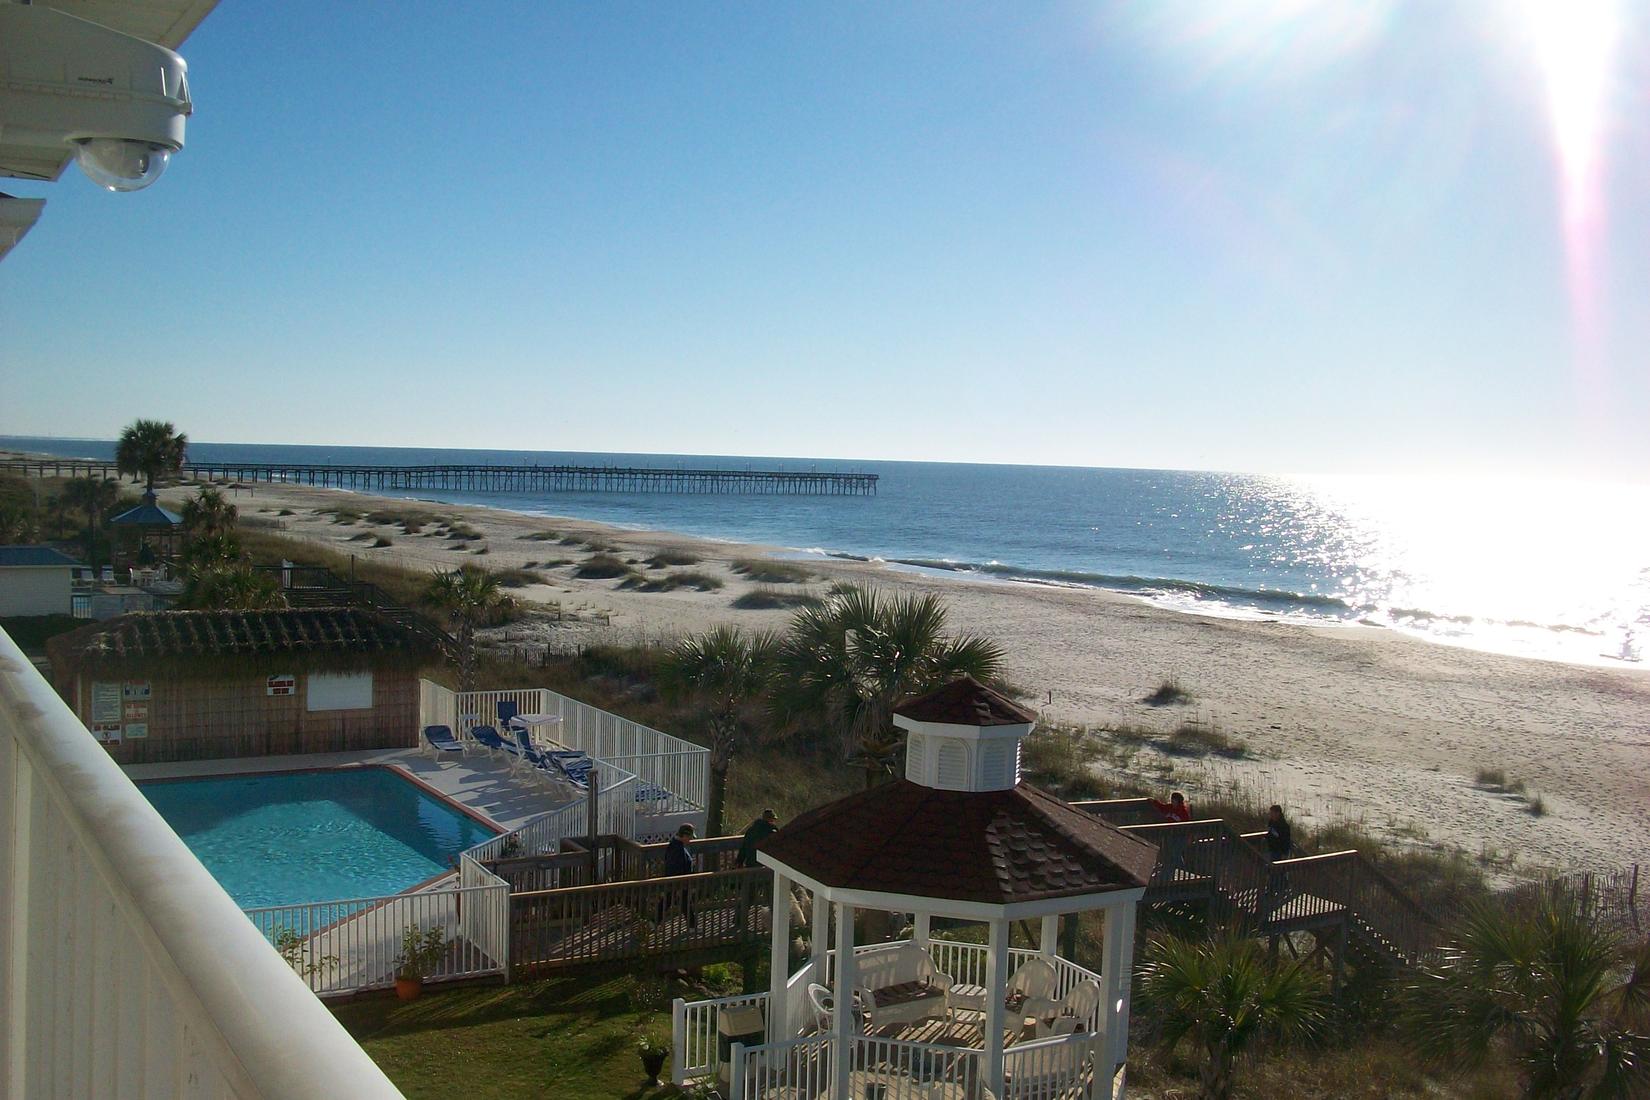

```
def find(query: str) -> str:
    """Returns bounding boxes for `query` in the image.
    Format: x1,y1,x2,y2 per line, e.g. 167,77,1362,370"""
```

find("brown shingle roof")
47,608,438,670
893,675,1037,727
758,779,1156,906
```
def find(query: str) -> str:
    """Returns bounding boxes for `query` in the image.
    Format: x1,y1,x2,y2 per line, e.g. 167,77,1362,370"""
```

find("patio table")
508,713,563,749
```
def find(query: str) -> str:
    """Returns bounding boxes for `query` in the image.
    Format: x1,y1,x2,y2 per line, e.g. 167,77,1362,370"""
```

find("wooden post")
767,871,792,1040
586,768,600,884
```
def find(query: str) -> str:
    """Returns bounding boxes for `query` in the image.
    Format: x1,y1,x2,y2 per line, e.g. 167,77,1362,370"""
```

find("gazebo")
675,676,1156,1100
107,490,182,571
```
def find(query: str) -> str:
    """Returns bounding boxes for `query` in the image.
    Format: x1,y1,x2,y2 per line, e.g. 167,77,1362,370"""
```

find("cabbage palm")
1404,896,1650,1099
662,626,777,834
184,559,284,610
1137,931,1328,1100
770,586,1004,788
60,476,119,566
423,565,507,692
181,486,237,538
115,419,188,492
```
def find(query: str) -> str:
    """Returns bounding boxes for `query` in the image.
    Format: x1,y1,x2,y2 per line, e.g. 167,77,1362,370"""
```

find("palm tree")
184,560,284,610
422,565,507,692
1404,895,1650,1099
181,486,238,538
1137,931,1328,1100
662,626,777,835
115,419,188,492
60,477,120,566
769,585,1004,788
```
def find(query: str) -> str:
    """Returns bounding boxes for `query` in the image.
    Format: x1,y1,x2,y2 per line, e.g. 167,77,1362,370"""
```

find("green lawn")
332,971,718,1099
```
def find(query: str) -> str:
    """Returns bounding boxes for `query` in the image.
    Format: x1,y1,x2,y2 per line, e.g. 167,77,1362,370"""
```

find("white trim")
754,855,1147,920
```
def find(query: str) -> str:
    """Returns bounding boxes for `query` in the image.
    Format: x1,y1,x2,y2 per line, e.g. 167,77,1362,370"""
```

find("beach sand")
172,481,1650,876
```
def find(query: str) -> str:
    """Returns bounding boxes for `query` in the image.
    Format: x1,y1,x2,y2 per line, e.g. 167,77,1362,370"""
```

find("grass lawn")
332,971,717,1100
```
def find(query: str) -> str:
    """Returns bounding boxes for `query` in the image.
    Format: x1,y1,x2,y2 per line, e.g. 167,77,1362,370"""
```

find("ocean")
5,436,1646,668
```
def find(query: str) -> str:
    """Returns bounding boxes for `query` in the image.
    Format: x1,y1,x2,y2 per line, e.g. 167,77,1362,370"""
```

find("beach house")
0,544,77,616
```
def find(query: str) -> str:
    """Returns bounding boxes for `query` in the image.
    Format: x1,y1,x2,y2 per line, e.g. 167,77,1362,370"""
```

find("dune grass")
731,585,821,610
619,570,725,593
730,558,813,584
573,553,633,580
645,550,701,568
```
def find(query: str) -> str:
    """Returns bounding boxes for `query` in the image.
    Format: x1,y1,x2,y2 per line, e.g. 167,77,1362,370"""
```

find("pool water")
139,768,498,909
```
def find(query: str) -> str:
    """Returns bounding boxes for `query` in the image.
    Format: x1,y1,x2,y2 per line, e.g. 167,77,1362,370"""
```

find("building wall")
61,666,420,764
0,566,72,616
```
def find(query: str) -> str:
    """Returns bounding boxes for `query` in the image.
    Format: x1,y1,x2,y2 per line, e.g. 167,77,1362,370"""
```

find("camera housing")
0,4,193,191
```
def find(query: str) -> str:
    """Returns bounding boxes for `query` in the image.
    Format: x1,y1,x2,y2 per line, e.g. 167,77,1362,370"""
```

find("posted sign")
267,674,296,697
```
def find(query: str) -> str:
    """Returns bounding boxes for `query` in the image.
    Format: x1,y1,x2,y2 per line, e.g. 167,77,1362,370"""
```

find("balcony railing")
0,625,403,1098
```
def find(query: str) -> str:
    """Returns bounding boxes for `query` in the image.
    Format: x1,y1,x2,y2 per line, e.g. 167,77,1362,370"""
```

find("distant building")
47,607,441,763
0,545,78,616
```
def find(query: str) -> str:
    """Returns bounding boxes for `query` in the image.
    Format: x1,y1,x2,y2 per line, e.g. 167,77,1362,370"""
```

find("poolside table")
509,713,563,749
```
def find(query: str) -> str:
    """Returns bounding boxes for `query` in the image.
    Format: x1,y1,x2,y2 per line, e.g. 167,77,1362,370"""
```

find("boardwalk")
1,457,879,496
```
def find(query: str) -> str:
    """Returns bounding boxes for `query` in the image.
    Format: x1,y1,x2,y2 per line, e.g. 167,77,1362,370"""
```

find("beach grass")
1143,677,1192,706
573,553,633,580
731,558,813,584
731,585,821,610
619,570,725,593
645,550,701,568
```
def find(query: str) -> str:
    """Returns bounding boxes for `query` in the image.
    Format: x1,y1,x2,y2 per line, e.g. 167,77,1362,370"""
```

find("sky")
2,1,1648,480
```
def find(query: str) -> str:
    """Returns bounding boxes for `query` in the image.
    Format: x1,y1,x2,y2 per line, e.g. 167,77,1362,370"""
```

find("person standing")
1265,805,1293,861
660,823,697,928
737,808,779,867
1148,792,1191,823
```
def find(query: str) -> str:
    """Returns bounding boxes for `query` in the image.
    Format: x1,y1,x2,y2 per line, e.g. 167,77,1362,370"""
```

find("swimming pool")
139,768,498,909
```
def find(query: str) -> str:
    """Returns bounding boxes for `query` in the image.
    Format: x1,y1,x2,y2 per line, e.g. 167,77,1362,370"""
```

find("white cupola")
892,675,1037,793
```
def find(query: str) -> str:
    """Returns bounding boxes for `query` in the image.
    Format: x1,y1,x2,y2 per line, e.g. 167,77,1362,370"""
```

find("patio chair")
852,940,955,1030
470,725,510,756
805,983,868,1034
1001,1031,1097,1099
1003,957,1058,1015
421,724,465,759
1026,978,1103,1038
496,700,521,729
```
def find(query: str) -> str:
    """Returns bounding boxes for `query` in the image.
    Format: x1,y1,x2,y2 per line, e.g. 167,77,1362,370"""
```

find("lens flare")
1517,0,1621,387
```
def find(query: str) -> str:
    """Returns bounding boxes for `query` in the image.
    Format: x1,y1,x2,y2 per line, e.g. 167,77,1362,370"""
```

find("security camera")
0,3,193,191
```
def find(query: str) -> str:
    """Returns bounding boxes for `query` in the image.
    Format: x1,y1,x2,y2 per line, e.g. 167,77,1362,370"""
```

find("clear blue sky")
3,1,1646,479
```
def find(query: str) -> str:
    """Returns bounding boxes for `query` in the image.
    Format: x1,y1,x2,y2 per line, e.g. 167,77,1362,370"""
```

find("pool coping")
137,763,506,904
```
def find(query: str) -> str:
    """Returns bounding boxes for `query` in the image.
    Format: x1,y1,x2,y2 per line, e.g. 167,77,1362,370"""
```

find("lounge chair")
470,725,510,755
496,700,521,729
422,724,465,759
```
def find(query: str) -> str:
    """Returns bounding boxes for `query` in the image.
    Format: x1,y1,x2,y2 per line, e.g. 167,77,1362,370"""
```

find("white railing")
729,1032,835,1100
852,1035,982,1099
439,684,710,815
998,1032,1103,1100
243,884,509,996
672,990,771,1084
0,626,403,1098
462,763,639,866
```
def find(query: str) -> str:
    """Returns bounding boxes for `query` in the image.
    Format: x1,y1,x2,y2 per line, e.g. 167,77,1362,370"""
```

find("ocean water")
6,435,1647,668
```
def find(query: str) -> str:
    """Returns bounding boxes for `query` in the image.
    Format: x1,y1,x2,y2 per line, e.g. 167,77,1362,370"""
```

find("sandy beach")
164,480,1650,878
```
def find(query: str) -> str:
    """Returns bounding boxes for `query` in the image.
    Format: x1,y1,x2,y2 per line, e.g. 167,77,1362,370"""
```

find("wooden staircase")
1075,798,1445,984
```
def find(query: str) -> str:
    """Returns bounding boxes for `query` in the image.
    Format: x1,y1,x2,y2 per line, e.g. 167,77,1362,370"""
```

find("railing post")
671,997,687,1085
729,1040,745,1099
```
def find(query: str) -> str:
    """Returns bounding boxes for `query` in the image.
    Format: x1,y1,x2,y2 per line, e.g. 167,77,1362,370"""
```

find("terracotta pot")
394,977,423,1001
640,1050,666,1086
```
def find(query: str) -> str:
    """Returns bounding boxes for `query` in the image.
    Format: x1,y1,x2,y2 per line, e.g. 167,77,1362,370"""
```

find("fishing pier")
1,458,879,496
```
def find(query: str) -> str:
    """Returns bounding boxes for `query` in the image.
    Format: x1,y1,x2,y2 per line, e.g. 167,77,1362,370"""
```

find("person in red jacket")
1149,791,1191,822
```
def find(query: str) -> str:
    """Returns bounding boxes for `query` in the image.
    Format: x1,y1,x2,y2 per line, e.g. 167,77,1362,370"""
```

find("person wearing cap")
737,808,780,867
659,823,697,927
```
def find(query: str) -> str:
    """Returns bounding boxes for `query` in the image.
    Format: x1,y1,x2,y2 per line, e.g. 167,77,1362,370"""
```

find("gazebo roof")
758,778,1156,907
108,491,181,527
893,675,1037,727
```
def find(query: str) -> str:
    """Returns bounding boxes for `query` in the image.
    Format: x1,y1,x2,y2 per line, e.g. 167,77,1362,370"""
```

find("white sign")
307,671,373,712
267,674,296,697
91,682,122,724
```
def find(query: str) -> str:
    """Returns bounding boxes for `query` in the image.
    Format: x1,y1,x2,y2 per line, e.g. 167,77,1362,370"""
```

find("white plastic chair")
1027,978,1103,1037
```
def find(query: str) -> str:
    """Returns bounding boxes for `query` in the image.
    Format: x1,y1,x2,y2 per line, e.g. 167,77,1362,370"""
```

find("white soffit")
0,194,47,262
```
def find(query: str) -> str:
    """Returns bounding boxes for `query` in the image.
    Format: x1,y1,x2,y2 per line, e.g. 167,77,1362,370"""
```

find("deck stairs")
1076,798,1445,981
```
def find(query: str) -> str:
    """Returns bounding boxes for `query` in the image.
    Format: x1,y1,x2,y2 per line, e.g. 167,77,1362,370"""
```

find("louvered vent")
906,734,927,783
936,742,967,790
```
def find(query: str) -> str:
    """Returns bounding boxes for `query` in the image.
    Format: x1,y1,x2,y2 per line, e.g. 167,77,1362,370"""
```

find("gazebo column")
912,913,931,949
810,889,830,987
983,916,1010,1096
831,902,858,1100
767,871,793,1041
1100,900,1139,1080
1039,914,1059,957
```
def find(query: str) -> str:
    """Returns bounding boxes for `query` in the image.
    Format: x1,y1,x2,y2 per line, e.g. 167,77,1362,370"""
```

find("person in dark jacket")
659,824,697,927
1265,805,1293,861
737,809,779,867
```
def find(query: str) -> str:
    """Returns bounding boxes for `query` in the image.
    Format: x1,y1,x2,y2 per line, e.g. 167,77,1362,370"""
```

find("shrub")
371,536,393,548
731,586,821,610
574,553,631,579
620,571,726,593
1144,678,1192,706
646,549,701,568
731,558,813,584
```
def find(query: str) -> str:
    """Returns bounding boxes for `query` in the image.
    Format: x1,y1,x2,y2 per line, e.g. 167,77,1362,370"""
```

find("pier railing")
1,457,879,496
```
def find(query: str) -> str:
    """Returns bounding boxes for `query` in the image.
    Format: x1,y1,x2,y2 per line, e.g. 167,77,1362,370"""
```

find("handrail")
512,864,769,902
0,626,403,1098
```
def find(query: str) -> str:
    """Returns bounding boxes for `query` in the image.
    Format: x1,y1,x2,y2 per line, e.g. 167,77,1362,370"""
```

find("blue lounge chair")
471,725,509,755
422,724,464,759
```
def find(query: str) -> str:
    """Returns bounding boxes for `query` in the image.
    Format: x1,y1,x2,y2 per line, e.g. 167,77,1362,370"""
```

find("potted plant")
394,925,448,1001
636,1034,669,1086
